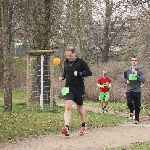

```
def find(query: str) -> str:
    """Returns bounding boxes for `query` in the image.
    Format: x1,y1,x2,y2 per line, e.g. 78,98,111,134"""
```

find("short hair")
103,70,107,74
66,47,76,54
103,70,107,73
131,56,137,59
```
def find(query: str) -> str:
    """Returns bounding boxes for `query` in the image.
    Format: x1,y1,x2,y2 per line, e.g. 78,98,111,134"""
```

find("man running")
59,46,92,136
97,71,111,113
123,56,145,124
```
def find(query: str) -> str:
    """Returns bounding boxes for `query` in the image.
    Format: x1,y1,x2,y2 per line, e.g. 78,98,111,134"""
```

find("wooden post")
26,54,30,108
50,54,54,110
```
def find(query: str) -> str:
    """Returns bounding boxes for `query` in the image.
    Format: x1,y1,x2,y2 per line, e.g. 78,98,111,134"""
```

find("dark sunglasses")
132,60,137,61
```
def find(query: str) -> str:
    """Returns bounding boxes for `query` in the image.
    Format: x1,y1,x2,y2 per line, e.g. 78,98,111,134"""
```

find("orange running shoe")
79,125,87,136
61,127,69,136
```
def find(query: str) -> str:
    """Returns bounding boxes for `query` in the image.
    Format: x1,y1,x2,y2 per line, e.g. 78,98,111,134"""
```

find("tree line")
0,0,150,111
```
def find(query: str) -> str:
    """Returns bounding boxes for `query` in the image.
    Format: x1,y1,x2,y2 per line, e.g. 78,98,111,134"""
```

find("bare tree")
128,0,150,7
0,4,3,89
17,0,56,102
90,0,137,63
1,0,13,111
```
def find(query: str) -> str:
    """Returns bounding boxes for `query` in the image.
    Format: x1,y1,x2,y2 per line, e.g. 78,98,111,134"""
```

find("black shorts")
65,91,84,106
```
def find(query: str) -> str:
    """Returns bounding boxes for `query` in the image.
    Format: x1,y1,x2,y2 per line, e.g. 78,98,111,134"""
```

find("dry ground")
0,105,150,150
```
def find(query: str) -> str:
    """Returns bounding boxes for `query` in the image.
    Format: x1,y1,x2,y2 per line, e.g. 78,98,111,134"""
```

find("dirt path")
0,103,150,150
0,122,150,150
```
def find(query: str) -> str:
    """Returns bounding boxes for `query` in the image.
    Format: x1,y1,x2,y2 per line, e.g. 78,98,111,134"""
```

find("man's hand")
59,77,64,82
100,85,104,88
74,71,77,76
126,80,130,85
132,70,138,76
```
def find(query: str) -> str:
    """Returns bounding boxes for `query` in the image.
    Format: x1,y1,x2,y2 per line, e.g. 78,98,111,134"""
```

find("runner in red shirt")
97,71,111,113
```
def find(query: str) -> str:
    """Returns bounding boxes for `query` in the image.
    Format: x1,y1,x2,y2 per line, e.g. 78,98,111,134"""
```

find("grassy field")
0,91,150,149
106,141,150,150
0,91,26,101
0,99,126,142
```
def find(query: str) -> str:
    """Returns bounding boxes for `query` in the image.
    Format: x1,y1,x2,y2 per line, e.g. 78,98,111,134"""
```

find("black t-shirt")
62,58,92,91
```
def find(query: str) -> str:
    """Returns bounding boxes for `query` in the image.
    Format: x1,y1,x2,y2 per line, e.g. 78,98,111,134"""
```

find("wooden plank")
26,50,54,55
50,54,54,110
26,54,30,108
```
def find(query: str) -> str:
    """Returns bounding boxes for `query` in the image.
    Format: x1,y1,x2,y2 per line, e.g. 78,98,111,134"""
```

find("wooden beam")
26,50,54,56
50,54,54,110
26,54,30,108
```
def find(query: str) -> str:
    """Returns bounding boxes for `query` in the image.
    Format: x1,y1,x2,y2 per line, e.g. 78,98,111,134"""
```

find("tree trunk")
101,0,112,63
0,5,3,90
3,52,12,111
74,0,82,58
30,0,54,103
1,0,13,111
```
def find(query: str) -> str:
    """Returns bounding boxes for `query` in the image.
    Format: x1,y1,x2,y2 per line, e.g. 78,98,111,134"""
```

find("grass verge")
0,99,126,142
0,91,26,101
0,91,150,150
106,141,150,150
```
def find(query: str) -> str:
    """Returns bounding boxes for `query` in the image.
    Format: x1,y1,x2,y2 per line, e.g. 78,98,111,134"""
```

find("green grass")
107,141,150,150
0,91,150,150
83,100,150,115
0,91,26,101
0,91,149,115
0,99,127,142
84,100,128,111
0,91,4,98
0,101,64,141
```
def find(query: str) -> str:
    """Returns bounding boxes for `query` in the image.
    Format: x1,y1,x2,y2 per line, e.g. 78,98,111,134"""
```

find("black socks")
82,122,85,127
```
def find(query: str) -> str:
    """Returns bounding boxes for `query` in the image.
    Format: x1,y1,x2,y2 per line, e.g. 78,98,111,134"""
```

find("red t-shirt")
97,76,111,92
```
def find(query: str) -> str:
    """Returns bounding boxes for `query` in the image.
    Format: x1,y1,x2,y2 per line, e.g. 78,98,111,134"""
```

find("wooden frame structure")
26,50,54,110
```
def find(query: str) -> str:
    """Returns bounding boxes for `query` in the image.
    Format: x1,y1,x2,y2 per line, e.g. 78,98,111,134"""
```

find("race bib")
103,82,109,86
61,87,69,96
129,74,137,81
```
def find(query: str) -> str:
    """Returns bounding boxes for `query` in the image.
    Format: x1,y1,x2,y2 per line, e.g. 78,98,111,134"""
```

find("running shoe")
104,108,108,113
129,113,133,120
79,125,87,136
133,119,139,124
102,108,105,113
61,127,69,136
